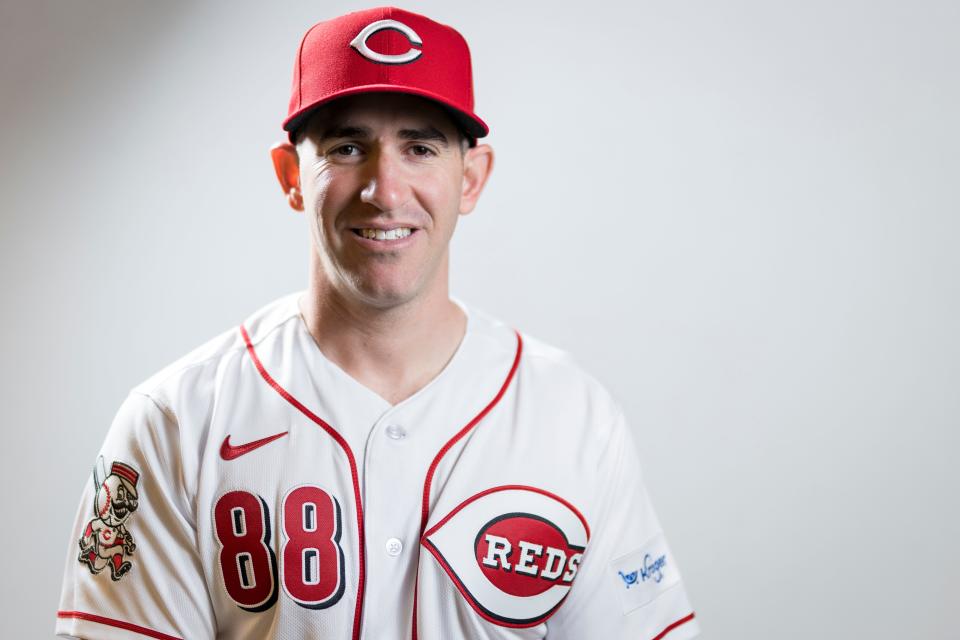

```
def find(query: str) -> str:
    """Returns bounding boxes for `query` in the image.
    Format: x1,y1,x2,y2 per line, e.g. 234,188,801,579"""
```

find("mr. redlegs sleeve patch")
78,456,141,581
421,485,590,628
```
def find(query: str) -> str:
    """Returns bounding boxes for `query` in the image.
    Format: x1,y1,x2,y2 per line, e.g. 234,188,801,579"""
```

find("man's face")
294,93,475,309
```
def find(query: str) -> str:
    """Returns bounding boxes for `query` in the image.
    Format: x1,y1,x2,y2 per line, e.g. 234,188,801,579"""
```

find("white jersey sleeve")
56,391,215,640
545,404,701,640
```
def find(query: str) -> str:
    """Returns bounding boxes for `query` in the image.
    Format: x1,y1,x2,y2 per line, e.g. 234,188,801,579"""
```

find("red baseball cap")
283,7,488,144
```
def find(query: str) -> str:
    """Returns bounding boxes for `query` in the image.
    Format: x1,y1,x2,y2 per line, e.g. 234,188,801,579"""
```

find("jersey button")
385,424,407,440
386,537,404,557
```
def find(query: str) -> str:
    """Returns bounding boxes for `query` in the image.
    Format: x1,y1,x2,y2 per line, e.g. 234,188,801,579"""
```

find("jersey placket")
353,321,504,639
357,406,429,639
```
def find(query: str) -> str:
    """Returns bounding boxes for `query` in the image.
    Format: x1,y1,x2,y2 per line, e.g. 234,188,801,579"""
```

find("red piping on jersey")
57,611,182,640
412,329,523,640
418,330,523,534
422,484,590,539
240,324,365,640
652,612,697,640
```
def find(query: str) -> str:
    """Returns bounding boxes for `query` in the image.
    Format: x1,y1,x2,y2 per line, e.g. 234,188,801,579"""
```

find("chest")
191,390,601,640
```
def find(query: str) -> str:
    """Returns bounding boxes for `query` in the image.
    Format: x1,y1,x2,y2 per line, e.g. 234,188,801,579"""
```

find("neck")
297,256,467,405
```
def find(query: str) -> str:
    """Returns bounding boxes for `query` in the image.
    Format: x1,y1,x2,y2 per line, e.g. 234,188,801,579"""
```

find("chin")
349,278,420,309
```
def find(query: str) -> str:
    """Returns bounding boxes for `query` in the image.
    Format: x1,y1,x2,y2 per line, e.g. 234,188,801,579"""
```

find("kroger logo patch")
618,552,667,587
610,533,680,614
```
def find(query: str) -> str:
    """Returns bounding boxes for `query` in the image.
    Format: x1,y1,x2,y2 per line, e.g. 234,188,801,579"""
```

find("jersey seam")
127,392,203,536
243,308,302,350
132,302,301,400
515,336,619,403
131,339,247,398
130,390,178,425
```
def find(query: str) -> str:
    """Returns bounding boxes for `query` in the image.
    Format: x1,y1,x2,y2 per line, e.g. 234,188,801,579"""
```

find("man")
56,7,700,639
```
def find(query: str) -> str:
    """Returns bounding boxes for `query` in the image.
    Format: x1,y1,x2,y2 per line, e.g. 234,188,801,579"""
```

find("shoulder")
128,291,303,414
463,299,625,435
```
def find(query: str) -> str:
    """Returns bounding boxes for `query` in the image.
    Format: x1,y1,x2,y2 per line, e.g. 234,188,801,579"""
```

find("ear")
459,143,494,215
270,141,303,212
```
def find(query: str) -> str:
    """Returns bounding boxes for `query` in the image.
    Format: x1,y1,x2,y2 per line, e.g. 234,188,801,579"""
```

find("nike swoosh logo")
220,431,289,461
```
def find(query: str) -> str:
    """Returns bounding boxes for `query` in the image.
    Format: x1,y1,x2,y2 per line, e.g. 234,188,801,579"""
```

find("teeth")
358,228,413,241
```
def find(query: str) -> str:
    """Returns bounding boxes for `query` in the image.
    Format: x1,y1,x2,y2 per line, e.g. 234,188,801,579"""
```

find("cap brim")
283,84,488,144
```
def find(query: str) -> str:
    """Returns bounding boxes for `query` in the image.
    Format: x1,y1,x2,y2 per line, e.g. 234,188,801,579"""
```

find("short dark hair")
291,101,474,153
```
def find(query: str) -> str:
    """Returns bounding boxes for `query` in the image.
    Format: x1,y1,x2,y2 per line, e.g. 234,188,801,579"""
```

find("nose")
360,148,410,212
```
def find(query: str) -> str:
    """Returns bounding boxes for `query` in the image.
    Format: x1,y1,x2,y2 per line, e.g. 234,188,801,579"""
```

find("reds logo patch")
422,485,590,627
77,456,140,581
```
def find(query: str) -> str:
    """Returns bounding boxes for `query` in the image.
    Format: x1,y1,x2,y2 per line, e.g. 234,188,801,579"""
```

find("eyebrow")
318,125,372,142
317,124,449,147
398,126,449,147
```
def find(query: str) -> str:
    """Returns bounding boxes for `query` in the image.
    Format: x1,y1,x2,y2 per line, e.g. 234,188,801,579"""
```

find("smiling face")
279,93,493,311
98,476,139,527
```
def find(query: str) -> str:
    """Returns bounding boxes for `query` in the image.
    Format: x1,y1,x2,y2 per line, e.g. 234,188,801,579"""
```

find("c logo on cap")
350,19,423,65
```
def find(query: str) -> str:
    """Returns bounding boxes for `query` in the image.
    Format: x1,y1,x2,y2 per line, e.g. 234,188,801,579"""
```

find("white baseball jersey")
57,291,700,640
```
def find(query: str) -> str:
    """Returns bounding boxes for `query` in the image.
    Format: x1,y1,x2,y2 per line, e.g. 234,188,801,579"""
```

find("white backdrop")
1,1,957,638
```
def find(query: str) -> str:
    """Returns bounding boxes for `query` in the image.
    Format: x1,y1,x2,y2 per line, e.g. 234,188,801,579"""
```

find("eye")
409,144,436,157
330,143,362,157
